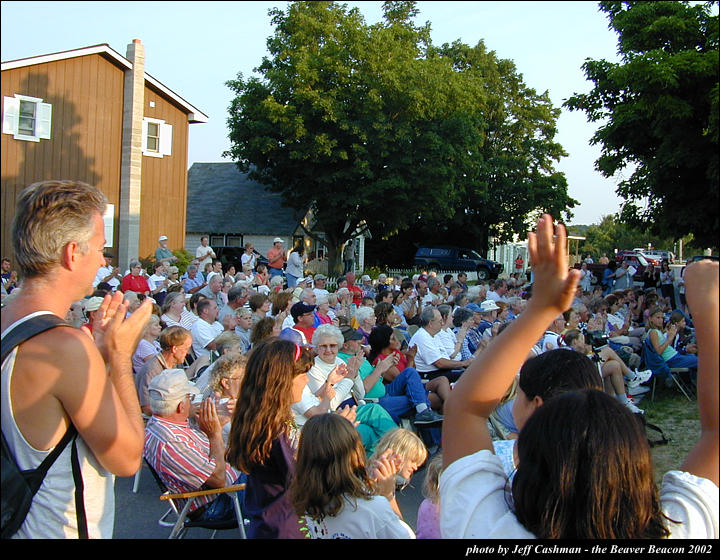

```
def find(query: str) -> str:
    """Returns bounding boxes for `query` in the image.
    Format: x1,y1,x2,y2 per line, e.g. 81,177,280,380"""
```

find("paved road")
113,453,430,539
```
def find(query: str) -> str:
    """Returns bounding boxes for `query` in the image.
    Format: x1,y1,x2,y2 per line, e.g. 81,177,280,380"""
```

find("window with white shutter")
142,117,172,158
2,94,52,142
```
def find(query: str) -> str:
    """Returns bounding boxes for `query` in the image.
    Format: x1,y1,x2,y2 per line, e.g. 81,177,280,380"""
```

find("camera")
585,330,609,350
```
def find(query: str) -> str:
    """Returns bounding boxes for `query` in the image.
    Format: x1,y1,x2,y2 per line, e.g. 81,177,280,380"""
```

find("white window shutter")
160,123,172,156
141,119,149,152
35,102,52,139
2,96,20,135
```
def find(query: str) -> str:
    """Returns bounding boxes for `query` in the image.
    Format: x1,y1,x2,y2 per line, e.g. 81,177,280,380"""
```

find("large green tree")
226,1,575,273
564,1,719,248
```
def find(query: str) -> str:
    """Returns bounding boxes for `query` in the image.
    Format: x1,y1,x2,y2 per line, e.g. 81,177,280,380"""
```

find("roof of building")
186,162,305,235
1,43,208,123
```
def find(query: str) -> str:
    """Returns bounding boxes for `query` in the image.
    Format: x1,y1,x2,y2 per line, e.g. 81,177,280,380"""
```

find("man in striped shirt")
144,369,244,522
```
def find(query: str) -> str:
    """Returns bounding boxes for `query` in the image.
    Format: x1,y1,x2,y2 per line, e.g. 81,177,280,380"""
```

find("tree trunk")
326,242,343,277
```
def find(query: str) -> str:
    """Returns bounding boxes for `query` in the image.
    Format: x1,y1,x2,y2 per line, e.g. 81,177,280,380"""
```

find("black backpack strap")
70,437,88,539
1,314,69,364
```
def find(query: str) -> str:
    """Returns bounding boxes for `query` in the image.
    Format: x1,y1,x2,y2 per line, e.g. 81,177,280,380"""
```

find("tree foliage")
564,1,719,248
226,1,576,272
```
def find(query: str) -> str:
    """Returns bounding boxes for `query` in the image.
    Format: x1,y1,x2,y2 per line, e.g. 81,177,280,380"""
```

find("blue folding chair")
641,337,694,402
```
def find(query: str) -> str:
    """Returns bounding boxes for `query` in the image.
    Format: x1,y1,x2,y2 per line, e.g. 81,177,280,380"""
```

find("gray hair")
437,304,452,320
454,293,469,308
419,306,439,327
336,287,350,297
301,288,315,302
11,180,107,278
355,305,375,325
316,294,329,306
186,264,198,273
215,332,243,355
270,275,284,287
161,291,185,313
312,324,344,347
208,354,247,393
227,284,248,303
128,259,142,270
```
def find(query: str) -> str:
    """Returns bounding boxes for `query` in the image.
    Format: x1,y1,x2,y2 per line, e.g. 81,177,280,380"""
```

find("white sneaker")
628,369,653,386
625,400,644,414
628,385,650,396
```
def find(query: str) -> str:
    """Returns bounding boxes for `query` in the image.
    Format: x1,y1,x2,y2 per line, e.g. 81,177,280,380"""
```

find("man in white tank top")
1,180,152,538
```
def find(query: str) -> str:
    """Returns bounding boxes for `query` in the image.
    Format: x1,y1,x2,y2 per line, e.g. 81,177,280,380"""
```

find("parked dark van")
414,246,503,281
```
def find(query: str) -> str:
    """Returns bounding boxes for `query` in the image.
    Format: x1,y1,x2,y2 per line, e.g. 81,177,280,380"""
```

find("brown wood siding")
1,53,124,260
137,83,189,261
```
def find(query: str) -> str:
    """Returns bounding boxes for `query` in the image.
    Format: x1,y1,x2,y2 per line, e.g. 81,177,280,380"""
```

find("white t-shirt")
408,328,446,373
435,328,457,357
93,265,120,289
195,244,215,268
440,449,719,539
241,252,256,270
303,495,415,539
190,318,224,358
147,273,167,293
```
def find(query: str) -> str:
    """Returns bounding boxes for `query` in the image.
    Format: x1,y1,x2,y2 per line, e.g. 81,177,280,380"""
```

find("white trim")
2,44,209,124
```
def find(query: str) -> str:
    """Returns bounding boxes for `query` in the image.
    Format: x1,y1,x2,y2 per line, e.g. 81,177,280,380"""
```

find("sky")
1,1,628,226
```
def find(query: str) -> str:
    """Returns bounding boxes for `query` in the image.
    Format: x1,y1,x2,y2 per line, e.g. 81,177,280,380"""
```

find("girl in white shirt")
289,413,415,539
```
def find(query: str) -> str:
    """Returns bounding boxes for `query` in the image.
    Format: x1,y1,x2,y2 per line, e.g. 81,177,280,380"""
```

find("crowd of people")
1,180,717,540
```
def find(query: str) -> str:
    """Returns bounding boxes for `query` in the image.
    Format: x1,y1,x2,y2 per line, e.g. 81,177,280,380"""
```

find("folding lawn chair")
641,337,695,402
145,458,247,539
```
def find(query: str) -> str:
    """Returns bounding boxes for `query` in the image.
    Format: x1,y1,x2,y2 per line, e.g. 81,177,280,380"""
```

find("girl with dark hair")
440,215,718,539
289,414,414,539
226,337,314,539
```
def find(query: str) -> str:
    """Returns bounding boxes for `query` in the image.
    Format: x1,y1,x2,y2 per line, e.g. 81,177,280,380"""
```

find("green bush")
173,249,193,277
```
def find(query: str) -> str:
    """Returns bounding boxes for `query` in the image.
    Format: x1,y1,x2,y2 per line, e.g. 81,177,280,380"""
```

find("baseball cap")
148,369,199,403
361,275,371,282
466,303,483,313
314,274,327,280
290,302,316,321
278,327,314,348
158,235,168,242
273,237,284,244
339,324,363,342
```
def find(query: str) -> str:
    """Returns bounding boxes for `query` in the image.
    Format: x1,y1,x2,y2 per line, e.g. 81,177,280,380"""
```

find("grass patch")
640,383,700,484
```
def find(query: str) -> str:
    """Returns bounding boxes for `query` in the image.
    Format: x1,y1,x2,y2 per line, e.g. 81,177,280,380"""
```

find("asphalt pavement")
112,453,429,539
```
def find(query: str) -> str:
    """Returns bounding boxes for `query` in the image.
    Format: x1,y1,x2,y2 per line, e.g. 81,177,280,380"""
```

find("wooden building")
1,40,207,269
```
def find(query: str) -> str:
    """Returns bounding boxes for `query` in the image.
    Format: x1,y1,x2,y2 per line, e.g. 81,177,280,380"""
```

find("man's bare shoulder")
16,325,102,376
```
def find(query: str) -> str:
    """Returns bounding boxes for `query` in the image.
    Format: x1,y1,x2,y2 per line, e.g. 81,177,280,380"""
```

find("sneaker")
625,400,644,414
627,369,653,387
414,408,443,426
627,385,651,396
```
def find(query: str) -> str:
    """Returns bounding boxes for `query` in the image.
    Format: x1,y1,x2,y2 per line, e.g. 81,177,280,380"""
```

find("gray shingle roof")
186,162,304,235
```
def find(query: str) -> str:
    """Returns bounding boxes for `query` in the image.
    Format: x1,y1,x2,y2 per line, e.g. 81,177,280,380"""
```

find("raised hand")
328,362,351,385
91,291,152,364
526,215,580,316
335,404,358,426
368,448,402,498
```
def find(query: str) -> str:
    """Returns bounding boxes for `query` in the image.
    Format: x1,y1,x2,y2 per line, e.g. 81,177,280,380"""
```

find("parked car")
643,249,675,264
414,246,503,281
213,246,267,274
